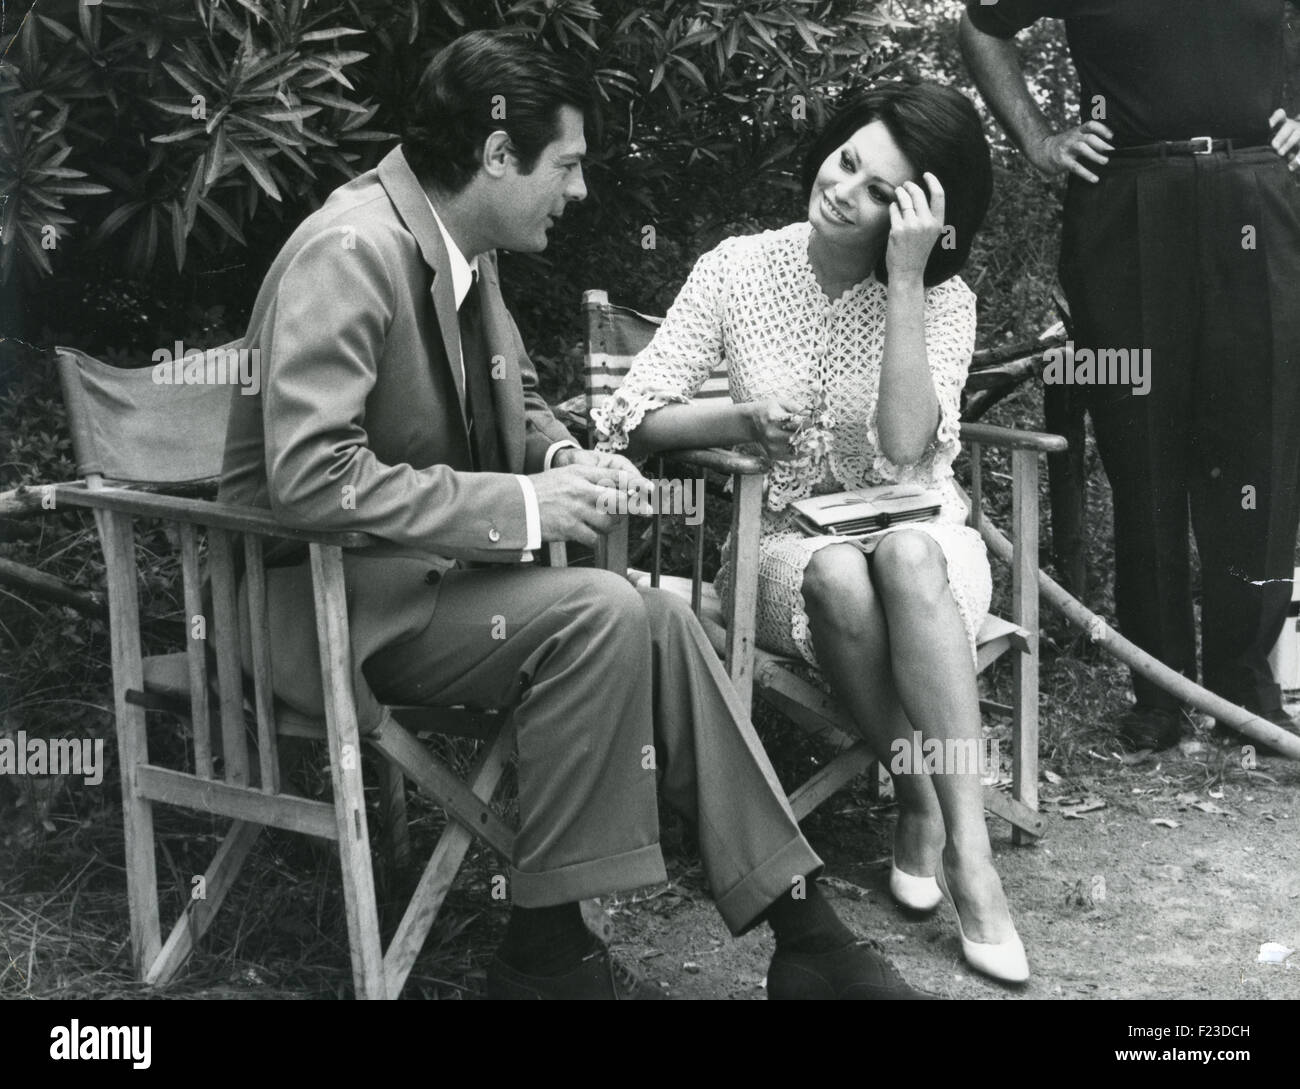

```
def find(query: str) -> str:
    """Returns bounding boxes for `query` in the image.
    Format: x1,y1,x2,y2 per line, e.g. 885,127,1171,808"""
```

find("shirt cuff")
544,439,581,470
515,474,542,561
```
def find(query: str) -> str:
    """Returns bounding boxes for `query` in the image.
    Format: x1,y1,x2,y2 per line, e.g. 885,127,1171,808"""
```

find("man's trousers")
1059,146,1300,712
364,564,821,934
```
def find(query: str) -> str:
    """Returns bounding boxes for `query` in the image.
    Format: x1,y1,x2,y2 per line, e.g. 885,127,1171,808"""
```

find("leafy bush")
2,0,391,282
3,1,909,349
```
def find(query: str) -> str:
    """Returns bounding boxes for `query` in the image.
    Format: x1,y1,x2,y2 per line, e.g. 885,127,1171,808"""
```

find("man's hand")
1026,120,1114,183
1269,109,1300,172
531,448,653,547
959,14,1111,186
886,173,946,281
550,445,640,477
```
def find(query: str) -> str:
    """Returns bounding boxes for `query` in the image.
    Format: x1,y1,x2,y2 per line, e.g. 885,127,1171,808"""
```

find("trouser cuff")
715,835,824,937
509,844,667,908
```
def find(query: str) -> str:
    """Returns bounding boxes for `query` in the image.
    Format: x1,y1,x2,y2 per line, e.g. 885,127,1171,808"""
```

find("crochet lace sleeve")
868,277,976,482
592,240,731,452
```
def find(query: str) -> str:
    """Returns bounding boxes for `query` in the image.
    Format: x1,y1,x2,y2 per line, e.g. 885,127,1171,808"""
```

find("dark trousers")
1059,146,1300,712
362,565,820,932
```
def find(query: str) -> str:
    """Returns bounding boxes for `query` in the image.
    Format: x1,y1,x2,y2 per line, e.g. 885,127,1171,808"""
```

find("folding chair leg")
146,820,262,985
788,742,875,821
982,786,1046,839
1009,450,1041,844
366,717,515,857
310,544,386,999
382,721,516,998
1011,650,1041,845
100,510,163,978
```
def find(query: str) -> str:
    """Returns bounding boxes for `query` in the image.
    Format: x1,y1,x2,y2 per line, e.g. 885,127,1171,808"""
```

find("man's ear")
482,130,512,178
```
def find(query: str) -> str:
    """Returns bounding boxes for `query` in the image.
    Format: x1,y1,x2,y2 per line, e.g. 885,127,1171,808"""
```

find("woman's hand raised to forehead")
885,172,946,284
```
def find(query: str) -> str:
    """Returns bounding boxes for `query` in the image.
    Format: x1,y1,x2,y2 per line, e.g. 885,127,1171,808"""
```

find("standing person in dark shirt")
960,1,1300,751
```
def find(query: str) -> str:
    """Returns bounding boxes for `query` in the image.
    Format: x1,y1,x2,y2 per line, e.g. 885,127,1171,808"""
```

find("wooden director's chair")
51,344,523,999
574,290,1067,842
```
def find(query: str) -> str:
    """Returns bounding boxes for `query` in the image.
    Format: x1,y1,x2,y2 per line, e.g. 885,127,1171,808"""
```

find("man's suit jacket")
220,146,578,726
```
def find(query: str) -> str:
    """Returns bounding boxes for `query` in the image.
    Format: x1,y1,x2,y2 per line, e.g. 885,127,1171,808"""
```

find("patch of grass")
0,726,524,999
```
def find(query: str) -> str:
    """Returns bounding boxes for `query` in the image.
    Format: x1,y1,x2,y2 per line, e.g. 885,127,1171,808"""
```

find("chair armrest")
51,483,379,549
959,422,1068,455
1,478,218,519
655,447,768,476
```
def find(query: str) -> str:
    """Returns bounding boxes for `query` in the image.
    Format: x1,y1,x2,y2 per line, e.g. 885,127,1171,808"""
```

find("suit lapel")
377,146,527,474
431,270,470,435
475,256,526,473
377,148,470,434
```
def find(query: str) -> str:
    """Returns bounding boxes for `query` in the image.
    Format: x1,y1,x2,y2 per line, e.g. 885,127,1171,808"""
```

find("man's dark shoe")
1213,706,1300,750
1116,706,1186,752
767,939,936,1000
486,946,668,1000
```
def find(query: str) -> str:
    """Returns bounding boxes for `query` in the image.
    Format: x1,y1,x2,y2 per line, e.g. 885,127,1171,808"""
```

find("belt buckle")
1190,135,1214,155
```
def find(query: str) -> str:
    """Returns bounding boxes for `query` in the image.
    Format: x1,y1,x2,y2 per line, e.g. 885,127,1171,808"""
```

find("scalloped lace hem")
591,387,690,452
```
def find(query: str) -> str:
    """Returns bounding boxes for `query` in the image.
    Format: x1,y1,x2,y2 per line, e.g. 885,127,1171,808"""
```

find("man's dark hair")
403,30,594,194
800,81,992,286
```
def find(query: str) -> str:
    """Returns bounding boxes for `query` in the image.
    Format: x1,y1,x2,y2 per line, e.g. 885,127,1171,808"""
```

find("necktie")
459,277,504,472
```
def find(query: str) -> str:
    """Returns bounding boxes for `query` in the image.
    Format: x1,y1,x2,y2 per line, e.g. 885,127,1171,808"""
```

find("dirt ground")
5,669,1298,1005
591,718,1300,1001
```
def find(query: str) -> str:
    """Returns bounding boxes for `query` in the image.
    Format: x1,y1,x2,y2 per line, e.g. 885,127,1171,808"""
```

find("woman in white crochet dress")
594,82,1028,983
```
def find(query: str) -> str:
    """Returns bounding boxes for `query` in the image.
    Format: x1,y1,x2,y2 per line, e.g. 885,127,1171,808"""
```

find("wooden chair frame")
47,277,1065,996
53,480,526,998
50,349,523,999
579,290,1066,842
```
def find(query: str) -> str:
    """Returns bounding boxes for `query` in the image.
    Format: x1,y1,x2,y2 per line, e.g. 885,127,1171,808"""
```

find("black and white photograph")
1,0,1297,1050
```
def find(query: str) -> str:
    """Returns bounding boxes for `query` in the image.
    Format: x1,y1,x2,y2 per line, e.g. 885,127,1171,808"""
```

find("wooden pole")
0,483,58,518
978,518,1300,760
0,556,108,618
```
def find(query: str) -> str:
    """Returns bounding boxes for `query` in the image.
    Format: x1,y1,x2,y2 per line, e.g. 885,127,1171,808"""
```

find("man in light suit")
221,30,927,1000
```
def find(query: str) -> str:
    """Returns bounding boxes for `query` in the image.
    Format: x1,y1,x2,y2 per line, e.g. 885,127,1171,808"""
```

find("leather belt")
1110,135,1271,158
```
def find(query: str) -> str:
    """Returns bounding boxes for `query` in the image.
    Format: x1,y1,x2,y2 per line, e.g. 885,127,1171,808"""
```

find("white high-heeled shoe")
889,860,942,913
936,862,1029,984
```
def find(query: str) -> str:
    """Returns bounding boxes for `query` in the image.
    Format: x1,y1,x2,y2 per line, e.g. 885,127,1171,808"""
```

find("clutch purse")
790,484,943,551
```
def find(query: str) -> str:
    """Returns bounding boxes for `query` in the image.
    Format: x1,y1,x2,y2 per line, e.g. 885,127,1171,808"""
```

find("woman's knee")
801,545,878,639
872,532,950,604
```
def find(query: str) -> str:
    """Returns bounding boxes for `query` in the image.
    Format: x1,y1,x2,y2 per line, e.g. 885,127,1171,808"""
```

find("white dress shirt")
424,198,578,559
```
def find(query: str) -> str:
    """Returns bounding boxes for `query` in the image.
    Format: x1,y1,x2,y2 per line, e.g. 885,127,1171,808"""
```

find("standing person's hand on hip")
1269,109,1300,172
1026,120,1114,183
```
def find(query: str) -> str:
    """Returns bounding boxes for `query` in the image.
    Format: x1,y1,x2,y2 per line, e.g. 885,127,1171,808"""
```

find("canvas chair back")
583,294,728,431
54,340,306,760
55,343,243,486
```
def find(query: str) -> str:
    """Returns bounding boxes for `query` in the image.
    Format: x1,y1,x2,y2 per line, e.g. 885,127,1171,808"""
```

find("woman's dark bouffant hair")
800,81,993,287
403,30,593,194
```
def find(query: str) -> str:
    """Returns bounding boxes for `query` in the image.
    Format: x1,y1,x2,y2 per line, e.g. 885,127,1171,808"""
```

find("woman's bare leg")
801,544,945,882
869,531,1014,944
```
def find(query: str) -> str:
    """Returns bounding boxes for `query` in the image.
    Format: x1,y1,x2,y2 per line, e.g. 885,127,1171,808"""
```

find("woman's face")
807,120,916,257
